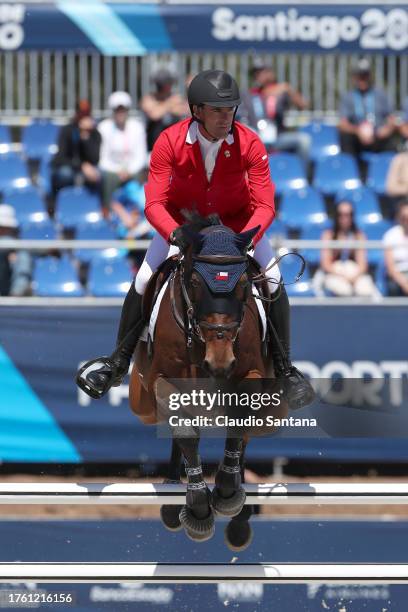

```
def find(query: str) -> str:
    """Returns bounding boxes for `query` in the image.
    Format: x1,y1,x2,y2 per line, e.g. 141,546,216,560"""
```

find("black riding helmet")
188,70,241,137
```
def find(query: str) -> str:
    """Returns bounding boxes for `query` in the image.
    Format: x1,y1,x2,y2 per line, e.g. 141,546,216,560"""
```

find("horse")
129,214,288,548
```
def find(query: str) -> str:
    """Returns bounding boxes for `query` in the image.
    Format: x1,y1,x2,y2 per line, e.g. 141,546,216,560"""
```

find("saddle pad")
141,280,267,342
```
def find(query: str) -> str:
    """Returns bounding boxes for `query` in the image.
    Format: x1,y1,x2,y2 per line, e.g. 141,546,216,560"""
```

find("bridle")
170,253,249,348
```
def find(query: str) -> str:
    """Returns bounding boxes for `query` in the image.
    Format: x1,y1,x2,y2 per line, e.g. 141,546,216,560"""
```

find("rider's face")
194,104,235,140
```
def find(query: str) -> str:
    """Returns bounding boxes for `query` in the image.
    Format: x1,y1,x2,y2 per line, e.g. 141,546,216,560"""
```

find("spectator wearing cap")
98,91,148,214
0,204,31,296
51,100,101,195
239,60,310,162
141,68,189,151
339,58,396,171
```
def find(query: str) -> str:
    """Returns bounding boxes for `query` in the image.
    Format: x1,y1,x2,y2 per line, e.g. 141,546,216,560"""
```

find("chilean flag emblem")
215,271,229,281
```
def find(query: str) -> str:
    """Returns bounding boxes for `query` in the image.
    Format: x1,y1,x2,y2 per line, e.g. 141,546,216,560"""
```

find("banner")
0,305,407,464
0,518,407,610
1,3,407,54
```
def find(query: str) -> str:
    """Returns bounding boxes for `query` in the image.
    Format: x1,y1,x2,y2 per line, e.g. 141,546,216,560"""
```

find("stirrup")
76,356,117,400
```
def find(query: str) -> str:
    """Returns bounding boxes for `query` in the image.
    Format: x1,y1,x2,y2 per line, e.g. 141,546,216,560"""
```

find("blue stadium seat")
279,187,328,231
74,222,118,264
22,120,59,160
55,186,102,229
300,122,340,161
359,219,393,266
20,219,57,240
366,153,395,195
113,180,146,213
313,154,361,195
335,186,382,226
6,187,47,226
280,254,314,296
375,260,388,296
0,125,12,154
0,155,31,192
265,218,287,240
268,153,307,195
299,222,331,267
37,156,52,195
32,255,84,297
88,257,132,297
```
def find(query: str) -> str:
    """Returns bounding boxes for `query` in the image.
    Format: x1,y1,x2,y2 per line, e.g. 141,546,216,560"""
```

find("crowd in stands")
0,59,408,298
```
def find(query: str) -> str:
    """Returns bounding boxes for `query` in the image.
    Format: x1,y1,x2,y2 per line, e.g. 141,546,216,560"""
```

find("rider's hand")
169,227,189,251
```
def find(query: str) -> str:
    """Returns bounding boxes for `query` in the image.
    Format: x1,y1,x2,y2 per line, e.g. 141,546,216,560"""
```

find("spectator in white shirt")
383,200,408,296
98,91,148,214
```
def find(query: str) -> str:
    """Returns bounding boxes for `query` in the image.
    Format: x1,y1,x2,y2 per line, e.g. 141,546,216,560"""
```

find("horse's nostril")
203,359,211,372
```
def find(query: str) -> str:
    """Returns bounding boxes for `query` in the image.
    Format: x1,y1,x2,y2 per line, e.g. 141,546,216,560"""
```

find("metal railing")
0,238,396,250
0,51,406,121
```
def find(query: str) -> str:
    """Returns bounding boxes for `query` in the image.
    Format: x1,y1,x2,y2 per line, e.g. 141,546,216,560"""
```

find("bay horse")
129,214,288,548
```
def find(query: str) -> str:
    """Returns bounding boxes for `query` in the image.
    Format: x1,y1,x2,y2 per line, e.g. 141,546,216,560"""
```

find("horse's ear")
181,226,204,252
235,226,260,251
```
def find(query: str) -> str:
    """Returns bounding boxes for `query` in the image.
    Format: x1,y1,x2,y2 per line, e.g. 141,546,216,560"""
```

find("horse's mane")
181,210,235,237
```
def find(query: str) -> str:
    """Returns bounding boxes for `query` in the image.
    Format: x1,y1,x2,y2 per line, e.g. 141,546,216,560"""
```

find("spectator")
51,100,101,194
339,58,396,170
386,147,408,198
400,96,408,141
383,200,408,296
140,68,189,151
111,181,152,239
98,91,148,214
320,200,378,297
239,61,310,161
386,97,408,198
0,204,31,296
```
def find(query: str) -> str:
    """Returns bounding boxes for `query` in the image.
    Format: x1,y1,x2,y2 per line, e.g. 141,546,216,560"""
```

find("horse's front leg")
224,436,254,551
160,438,183,532
211,436,246,517
175,430,215,542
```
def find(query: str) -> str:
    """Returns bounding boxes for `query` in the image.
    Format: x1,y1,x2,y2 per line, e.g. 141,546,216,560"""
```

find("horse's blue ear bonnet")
193,229,247,293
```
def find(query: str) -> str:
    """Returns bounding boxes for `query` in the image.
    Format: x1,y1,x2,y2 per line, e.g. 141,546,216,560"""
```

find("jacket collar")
186,121,234,145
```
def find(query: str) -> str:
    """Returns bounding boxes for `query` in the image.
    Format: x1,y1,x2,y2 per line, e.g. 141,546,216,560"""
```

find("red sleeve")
240,135,275,245
144,130,179,241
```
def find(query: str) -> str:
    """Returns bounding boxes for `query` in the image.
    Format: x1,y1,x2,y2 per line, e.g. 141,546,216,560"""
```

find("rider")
77,70,314,409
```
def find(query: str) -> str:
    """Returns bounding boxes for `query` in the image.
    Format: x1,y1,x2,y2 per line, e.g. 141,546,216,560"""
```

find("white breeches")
134,232,281,295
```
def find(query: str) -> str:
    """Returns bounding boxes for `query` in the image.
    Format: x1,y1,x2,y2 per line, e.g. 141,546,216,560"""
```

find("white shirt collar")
186,120,234,145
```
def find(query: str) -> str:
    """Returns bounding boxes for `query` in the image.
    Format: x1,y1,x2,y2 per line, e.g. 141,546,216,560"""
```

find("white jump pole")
0,482,408,505
0,562,408,584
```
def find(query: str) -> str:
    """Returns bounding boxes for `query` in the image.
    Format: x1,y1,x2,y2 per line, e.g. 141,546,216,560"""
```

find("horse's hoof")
179,505,215,542
160,479,183,532
160,505,183,531
224,519,253,552
211,485,246,517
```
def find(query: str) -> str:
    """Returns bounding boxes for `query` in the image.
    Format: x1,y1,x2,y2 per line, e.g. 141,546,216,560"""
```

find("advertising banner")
0,305,407,464
0,518,407,610
1,3,407,54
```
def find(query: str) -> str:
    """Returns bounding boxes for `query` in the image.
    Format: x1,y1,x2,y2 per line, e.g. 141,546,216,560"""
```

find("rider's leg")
77,234,178,398
252,234,315,409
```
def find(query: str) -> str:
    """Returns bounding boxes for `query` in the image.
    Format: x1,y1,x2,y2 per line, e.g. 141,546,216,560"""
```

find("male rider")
77,70,314,409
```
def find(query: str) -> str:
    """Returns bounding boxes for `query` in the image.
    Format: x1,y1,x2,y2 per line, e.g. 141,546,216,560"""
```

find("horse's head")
180,221,259,378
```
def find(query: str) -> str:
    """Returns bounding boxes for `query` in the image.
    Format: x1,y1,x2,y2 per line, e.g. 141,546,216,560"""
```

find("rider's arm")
240,136,275,245
144,131,179,241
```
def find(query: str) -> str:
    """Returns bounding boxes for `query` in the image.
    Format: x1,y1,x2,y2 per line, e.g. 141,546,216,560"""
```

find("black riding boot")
77,284,145,399
268,283,315,410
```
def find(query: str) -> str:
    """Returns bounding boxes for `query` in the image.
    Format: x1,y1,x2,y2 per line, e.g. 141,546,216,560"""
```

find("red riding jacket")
144,118,275,245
